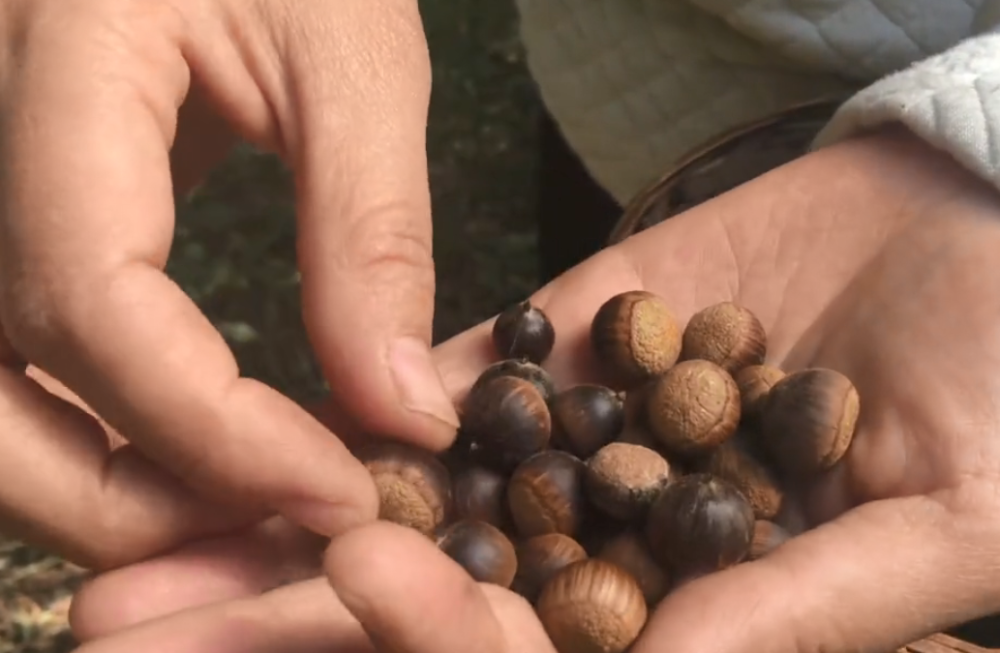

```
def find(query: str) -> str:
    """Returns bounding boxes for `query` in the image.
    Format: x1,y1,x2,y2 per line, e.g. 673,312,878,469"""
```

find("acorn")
590,291,682,389
694,430,783,519
470,359,558,404
512,533,589,603
646,359,741,457
645,473,754,579
436,520,518,588
680,301,766,374
452,465,512,530
598,531,670,605
584,443,671,521
458,375,551,473
761,368,860,476
551,385,625,458
492,300,556,364
357,442,452,536
735,364,786,430
537,559,648,653
749,520,791,560
507,450,588,538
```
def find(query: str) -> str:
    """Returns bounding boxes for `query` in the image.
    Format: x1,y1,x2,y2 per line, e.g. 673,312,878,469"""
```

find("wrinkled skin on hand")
50,127,1000,653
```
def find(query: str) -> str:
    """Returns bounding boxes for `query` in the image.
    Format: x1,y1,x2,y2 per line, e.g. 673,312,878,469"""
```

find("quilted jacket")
515,0,1000,205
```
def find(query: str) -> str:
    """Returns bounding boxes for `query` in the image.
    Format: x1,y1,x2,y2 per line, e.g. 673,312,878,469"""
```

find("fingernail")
389,336,461,429
279,498,370,538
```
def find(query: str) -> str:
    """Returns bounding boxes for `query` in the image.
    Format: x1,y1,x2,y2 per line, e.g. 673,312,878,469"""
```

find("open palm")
68,129,1000,653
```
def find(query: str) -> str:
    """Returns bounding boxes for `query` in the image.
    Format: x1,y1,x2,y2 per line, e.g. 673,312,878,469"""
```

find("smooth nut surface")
512,533,589,603
470,359,557,404
598,531,669,604
358,442,452,536
584,443,670,521
492,300,556,364
735,364,786,428
680,301,767,374
590,291,682,388
458,375,552,473
551,385,625,459
508,450,587,538
645,473,754,578
453,465,511,529
761,368,860,476
696,432,783,519
537,559,648,653
646,359,741,456
436,520,518,587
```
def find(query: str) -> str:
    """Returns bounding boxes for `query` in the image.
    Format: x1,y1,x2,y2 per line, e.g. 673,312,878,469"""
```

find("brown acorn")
512,533,589,603
761,368,860,476
492,300,556,364
436,520,518,588
735,364,786,430
646,359,741,457
590,291,682,389
584,443,671,521
469,359,558,405
458,374,551,473
598,531,670,605
680,301,766,374
357,442,452,536
695,430,783,519
537,559,648,653
645,473,754,579
452,465,512,529
507,450,588,538
551,385,625,459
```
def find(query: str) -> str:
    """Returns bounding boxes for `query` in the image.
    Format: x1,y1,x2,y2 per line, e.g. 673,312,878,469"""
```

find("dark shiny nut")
761,368,860,476
492,300,556,364
508,450,587,538
695,431,783,520
646,360,741,457
458,375,551,473
436,520,518,587
584,443,671,521
512,533,588,603
357,442,452,536
551,385,625,458
598,531,669,605
453,466,511,529
735,364,786,429
537,559,648,653
680,301,766,374
645,473,754,579
470,359,557,404
749,519,791,560
590,291,682,389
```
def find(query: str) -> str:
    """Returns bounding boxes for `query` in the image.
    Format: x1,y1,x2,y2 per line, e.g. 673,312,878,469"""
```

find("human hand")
0,0,461,564
66,125,1000,653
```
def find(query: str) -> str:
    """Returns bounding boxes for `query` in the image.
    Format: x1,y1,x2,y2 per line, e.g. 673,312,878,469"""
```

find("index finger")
0,4,376,537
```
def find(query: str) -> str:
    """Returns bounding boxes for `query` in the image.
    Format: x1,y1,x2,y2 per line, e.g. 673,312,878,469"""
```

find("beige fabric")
516,0,999,204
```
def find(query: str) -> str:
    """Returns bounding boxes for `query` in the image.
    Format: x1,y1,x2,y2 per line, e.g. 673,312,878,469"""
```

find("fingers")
73,577,374,653
323,521,509,653
633,494,1000,653
0,6,377,537
70,517,325,640
237,0,456,449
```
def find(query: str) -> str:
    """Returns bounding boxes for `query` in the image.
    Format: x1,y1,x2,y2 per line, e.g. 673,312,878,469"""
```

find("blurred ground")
0,0,542,649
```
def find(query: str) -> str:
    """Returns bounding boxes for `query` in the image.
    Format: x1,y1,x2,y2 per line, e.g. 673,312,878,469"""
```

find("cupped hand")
0,0,461,566
69,126,1000,653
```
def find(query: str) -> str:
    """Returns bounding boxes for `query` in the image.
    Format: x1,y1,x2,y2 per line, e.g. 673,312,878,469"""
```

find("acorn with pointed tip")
492,300,556,364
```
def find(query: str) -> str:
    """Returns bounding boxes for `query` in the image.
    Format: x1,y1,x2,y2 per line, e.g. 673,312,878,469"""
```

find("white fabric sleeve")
813,32,1000,190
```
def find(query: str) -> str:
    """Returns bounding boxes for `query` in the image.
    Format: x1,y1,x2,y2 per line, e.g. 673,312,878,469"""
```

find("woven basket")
606,98,999,653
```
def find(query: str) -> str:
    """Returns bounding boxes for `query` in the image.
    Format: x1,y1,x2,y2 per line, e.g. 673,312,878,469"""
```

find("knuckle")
337,206,434,285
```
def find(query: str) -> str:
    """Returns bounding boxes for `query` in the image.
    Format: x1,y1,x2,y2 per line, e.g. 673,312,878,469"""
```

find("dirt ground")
0,0,543,650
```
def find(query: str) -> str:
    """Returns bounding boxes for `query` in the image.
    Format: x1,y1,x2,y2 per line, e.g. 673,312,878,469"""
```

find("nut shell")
584,443,670,521
537,559,648,653
436,520,518,587
508,450,588,538
646,360,741,457
695,431,783,519
358,442,452,536
551,385,625,458
470,359,557,404
512,533,588,603
590,291,682,388
458,375,551,473
453,465,512,529
645,473,754,578
680,301,766,374
492,301,556,364
735,364,786,429
598,531,669,605
761,368,860,476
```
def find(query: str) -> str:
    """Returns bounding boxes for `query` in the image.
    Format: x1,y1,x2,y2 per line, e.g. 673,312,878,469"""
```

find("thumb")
264,0,458,449
634,495,1000,653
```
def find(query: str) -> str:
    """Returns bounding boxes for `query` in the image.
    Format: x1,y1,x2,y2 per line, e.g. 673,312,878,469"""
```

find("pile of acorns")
357,290,860,653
